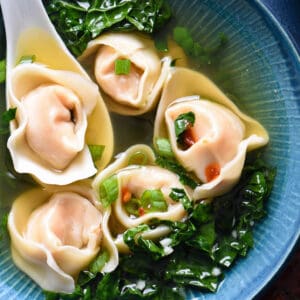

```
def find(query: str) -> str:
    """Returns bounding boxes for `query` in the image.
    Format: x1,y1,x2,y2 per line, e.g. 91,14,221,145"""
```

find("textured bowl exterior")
0,0,299,299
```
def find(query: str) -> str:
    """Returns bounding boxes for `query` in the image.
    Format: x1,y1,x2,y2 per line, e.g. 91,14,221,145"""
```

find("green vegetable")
123,224,165,260
124,189,168,217
141,189,168,213
165,249,222,292
127,150,148,165
0,108,17,135
0,59,5,83
2,107,16,123
173,26,227,68
114,58,131,75
155,154,199,189
174,111,195,138
174,111,195,148
95,272,120,300
155,138,199,189
18,54,36,64
155,138,174,159
124,197,141,217
0,213,8,241
44,0,172,56
172,26,234,94
169,188,192,212
88,144,105,162
44,156,275,299
89,250,109,275
99,175,119,207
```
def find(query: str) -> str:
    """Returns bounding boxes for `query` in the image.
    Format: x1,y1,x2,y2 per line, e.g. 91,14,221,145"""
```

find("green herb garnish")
89,250,110,275
174,111,195,148
44,0,172,56
18,55,36,64
0,59,6,83
124,189,168,217
124,197,141,217
0,213,8,241
88,144,105,162
0,108,17,134
114,59,131,75
155,153,199,189
174,112,195,137
127,150,148,166
99,175,119,207
141,189,168,214
155,138,174,159
47,157,275,299
169,188,192,212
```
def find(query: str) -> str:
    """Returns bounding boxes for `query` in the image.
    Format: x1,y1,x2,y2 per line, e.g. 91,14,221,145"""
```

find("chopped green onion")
174,111,195,138
155,138,174,159
88,144,105,162
114,59,131,75
128,150,148,165
173,27,190,44
0,59,6,83
124,189,168,217
2,107,16,123
99,175,119,208
18,55,36,64
125,198,141,217
141,189,168,213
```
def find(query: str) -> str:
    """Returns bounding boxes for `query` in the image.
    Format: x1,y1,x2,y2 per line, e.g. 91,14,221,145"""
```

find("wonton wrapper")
79,33,171,115
154,67,269,199
92,145,191,253
7,63,114,185
8,183,118,294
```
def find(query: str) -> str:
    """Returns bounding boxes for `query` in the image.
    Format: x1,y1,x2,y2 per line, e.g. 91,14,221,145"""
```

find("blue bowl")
0,0,299,299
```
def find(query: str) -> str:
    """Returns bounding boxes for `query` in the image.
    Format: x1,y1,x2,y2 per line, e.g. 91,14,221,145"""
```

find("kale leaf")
43,156,275,299
44,0,172,56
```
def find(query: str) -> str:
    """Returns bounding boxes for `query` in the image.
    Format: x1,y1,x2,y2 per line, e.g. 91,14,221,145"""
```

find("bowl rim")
247,1,300,299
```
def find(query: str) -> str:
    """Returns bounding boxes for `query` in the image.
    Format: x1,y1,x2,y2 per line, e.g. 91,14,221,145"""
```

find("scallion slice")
124,198,141,217
18,55,36,64
141,189,168,213
155,138,174,159
0,59,6,83
114,59,131,75
99,175,119,207
88,144,105,162
128,150,148,165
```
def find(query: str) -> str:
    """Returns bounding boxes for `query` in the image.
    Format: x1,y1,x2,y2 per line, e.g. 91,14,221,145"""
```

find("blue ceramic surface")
0,0,299,299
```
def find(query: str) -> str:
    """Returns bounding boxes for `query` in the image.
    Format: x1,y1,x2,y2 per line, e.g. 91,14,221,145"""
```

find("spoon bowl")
0,0,115,179
0,0,85,74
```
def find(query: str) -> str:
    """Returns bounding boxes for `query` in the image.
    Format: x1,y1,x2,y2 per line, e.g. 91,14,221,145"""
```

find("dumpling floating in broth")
154,67,269,199
79,33,171,115
165,97,245,183
7,184,118,294
7,62,114,185
92,145,191,253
